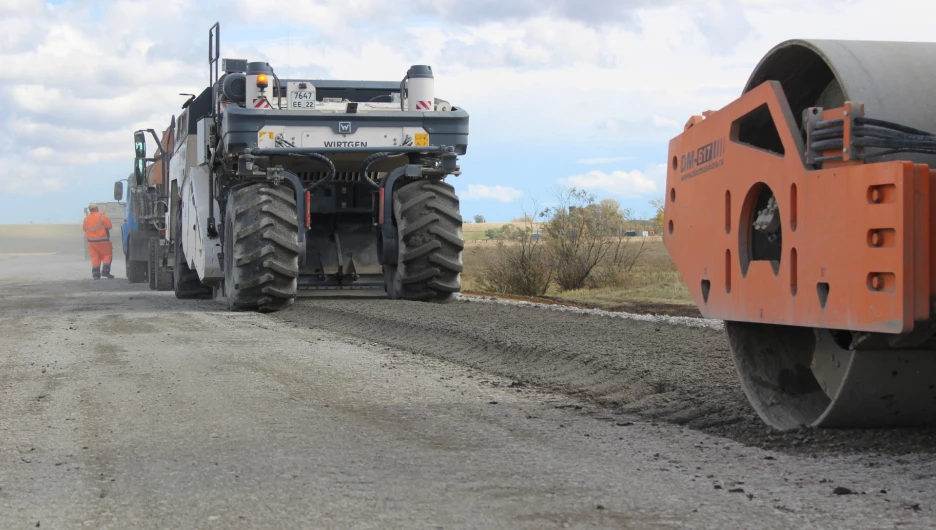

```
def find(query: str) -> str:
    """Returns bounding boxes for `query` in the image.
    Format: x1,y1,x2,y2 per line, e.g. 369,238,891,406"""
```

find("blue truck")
114,125,174,290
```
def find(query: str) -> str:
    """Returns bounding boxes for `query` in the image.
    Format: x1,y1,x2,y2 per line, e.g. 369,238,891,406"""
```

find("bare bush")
478,208,552,296
649,198,664,233
586,235,648,289
478,187,653,296
544,189,637,291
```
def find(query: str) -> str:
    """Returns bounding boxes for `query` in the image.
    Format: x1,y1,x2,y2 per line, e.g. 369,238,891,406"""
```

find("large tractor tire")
126,255,147,284
223,183,299,312
386,179,463,302
173,211,212,300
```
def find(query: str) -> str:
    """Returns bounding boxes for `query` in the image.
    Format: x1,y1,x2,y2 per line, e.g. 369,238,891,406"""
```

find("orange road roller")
664,39,936,430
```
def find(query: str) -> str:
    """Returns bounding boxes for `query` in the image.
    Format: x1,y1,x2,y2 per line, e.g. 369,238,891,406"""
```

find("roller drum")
725,40,936,429
744,39,936,166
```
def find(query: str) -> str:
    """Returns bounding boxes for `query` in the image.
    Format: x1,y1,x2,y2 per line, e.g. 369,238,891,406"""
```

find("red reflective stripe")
304,190,311,228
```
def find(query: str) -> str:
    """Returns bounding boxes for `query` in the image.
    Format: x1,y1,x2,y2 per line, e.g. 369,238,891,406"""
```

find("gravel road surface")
1,252,934,529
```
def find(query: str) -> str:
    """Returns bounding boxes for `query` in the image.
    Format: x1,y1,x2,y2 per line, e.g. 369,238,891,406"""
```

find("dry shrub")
545,189,643,292
479,188,658,296
478,224,552,296
585,236,648,289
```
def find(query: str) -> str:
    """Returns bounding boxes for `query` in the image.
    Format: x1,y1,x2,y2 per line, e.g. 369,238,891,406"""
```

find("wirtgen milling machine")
134,23,468,311
664,40,936,429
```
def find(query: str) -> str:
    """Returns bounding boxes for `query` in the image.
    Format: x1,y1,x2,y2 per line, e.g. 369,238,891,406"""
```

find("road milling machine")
664,40,936,430
131,23,468,311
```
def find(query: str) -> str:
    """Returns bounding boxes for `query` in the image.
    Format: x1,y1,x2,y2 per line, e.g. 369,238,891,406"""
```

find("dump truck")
664,39,936,429
114,125,173,289
130,22,468,311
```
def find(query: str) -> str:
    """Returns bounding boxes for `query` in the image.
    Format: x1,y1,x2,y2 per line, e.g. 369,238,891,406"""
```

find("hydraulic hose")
856,117,934,137
809,119,936,158
812,136,936,152
289,153,337,193
861,148,936,160
358,152,391,190
272,137,337,191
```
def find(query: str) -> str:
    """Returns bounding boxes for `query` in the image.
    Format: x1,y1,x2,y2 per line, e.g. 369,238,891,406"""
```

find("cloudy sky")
1,0,932,223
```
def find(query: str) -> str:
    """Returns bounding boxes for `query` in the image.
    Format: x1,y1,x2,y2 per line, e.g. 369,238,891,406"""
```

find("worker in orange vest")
83,203,115,280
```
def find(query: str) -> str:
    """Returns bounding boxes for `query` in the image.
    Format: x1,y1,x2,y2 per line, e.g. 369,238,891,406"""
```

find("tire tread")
389,179,463,303
224,184,299,312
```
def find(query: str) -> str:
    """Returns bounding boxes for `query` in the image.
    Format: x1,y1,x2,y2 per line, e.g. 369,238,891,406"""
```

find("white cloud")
462,184,524,203
0,155,69,196
0,0,46,16
40,177,67,192
595,119,622,134
651,115,682,130
691,0,756,56
559,165,666,199
576,157,633,165
3,0,933,203
0,0,219,195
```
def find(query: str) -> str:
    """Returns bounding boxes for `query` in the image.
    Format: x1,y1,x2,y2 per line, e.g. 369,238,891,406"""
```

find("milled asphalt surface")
285,294,936,457
1,252,934,529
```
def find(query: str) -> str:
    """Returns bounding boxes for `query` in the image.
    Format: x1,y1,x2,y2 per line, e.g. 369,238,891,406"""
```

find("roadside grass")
462,222,502,241
556,269,694,308
462,237,695,308
463,231,490,241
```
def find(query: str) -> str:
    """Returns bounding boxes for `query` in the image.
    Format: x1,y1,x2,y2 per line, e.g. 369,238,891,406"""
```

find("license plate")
289,90,316,110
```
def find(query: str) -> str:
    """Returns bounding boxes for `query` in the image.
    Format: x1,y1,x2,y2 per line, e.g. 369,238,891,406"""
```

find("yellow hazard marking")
259,131,274,141
415,133,429,147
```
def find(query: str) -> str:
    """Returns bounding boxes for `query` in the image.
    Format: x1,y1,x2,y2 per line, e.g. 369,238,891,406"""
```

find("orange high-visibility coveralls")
83,211,113,278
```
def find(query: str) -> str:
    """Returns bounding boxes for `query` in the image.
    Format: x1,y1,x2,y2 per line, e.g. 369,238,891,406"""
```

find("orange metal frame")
147,125,174,187
664,81,935,334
